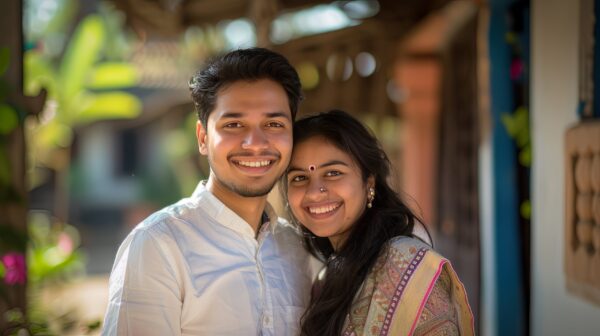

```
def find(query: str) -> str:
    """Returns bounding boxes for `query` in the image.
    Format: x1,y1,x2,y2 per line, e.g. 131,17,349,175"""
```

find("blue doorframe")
488,0,527,334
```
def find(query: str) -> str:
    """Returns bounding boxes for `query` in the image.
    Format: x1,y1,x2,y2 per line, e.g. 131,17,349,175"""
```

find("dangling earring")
367,187,375,208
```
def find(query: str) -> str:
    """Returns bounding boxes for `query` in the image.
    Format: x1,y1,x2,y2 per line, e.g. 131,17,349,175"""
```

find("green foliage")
77,92,142,122
0,46,23,208
2,307,54,336
0,104,19,135
24,51,57,97
1,4,142,333
27,212,84,284
27,14,141,125
25,13,142,168
0,147,11,189
87,62,138,89
501,107,532,222
58,15,105,109
520,199,531,220
0,47,21,136
0,225,28,252
501,106,531,167
0,47,9,76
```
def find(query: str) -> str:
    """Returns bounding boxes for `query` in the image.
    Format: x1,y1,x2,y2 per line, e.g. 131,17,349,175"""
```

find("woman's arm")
413,267,460,336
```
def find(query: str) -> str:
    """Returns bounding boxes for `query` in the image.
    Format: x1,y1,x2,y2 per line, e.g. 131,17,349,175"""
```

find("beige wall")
531,0,600,335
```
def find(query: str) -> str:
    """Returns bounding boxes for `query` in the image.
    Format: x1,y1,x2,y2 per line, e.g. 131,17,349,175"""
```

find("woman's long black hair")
286,110,426,336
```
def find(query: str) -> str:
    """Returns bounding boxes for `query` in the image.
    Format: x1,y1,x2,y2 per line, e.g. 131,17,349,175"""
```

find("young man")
102,48,319,335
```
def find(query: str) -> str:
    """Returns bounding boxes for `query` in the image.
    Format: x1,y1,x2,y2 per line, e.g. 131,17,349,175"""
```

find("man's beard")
210,150,284,198
215,175,277,198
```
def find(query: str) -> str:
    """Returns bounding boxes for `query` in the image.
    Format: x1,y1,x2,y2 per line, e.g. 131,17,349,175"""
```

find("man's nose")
241,127,269,151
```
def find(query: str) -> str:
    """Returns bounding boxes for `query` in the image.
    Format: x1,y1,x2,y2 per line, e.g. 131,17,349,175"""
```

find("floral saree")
342,237,474,336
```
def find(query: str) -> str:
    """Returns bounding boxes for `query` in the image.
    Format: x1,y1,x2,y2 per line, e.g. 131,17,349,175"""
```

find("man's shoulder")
272,217,303,237
132,196,205,234
270,217,311,249
270,217,323,277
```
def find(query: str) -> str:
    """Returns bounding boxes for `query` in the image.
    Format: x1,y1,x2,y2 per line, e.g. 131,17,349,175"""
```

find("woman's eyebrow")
319,160,349,168
287,160,349,173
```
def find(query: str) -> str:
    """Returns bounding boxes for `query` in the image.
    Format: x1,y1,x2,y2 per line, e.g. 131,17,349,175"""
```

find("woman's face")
287,136,374,250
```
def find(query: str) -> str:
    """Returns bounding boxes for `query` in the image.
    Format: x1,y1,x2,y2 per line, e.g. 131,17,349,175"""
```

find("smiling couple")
102,48,474,336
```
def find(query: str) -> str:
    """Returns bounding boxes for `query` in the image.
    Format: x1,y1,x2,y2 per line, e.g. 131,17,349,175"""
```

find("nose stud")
319,186,327,193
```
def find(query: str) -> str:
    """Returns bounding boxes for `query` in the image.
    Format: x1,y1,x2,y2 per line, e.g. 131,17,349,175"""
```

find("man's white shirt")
103,182,320,335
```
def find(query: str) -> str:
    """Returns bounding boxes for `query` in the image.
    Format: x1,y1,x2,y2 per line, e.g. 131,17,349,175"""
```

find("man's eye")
267,122,284,128
224,122,242,128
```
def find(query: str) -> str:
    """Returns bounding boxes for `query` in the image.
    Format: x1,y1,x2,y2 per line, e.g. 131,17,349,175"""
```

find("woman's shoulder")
379,236,446,267
387,236,433,254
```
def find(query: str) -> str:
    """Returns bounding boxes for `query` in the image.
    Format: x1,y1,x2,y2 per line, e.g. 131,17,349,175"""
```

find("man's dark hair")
189,47,303,126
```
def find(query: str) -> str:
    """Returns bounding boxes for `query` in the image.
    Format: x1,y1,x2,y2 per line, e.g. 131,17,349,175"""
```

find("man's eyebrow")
219,111,291,120
265,111,292,120
220,112,244,119
287,160,349,173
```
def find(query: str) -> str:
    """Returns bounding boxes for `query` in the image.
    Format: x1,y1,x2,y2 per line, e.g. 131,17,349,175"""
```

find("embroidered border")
378,248,428,336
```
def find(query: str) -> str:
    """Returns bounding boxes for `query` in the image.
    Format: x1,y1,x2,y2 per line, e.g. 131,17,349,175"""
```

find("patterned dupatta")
342,237,474,336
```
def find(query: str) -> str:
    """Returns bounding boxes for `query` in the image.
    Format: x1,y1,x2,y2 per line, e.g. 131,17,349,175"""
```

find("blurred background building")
1,0,600,335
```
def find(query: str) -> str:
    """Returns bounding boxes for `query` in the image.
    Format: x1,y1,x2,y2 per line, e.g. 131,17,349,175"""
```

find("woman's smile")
307,202,341,215
287,136,373,248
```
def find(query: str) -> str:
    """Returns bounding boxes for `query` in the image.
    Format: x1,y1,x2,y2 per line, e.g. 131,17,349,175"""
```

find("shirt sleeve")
412,267,460,336
102,227,183,336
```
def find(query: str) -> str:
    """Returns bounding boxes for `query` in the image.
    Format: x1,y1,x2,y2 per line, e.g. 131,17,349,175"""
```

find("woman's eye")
290,175,306,182
325,170,342,177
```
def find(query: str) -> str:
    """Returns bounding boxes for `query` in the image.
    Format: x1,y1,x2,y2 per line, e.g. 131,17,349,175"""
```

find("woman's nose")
305,178,327,200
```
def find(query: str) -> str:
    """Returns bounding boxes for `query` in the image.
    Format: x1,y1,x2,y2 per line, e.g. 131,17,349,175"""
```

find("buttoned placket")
197,184,281,335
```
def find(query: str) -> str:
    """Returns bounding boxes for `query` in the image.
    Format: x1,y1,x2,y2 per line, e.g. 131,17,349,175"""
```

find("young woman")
285,110,474,336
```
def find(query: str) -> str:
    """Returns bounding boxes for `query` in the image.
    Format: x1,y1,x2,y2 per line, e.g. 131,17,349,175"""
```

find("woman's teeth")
309,204,339,214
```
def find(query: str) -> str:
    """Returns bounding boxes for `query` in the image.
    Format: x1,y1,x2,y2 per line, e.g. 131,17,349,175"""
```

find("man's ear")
196,121,208,155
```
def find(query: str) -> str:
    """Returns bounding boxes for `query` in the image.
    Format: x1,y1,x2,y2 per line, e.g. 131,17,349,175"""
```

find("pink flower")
58,232,73,254
510,59,524,80
1,252,27,285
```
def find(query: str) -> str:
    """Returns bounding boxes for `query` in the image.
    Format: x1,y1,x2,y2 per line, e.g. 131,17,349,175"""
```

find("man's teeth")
309,204,339,214
238,160,271,167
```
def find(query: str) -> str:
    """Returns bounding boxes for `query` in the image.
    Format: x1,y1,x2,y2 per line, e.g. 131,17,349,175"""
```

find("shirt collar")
191,181,277,237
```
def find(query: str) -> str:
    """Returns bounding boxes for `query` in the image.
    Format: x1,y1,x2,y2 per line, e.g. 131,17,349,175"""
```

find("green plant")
501,106,531,220
5,3,142,333
501,106,531,167
0,45,46,336
25,13,142,194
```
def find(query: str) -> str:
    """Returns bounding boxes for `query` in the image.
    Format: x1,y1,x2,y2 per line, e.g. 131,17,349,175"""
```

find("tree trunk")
0,0,45,331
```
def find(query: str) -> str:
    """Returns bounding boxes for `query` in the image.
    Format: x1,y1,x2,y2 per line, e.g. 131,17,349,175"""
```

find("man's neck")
205,178,268,234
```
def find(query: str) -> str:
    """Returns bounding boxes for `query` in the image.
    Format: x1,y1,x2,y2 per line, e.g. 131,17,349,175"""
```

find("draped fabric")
342,237,474,336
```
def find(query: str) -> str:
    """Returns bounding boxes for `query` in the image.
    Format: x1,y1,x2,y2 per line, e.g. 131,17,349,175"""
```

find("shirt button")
263,316,270,325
